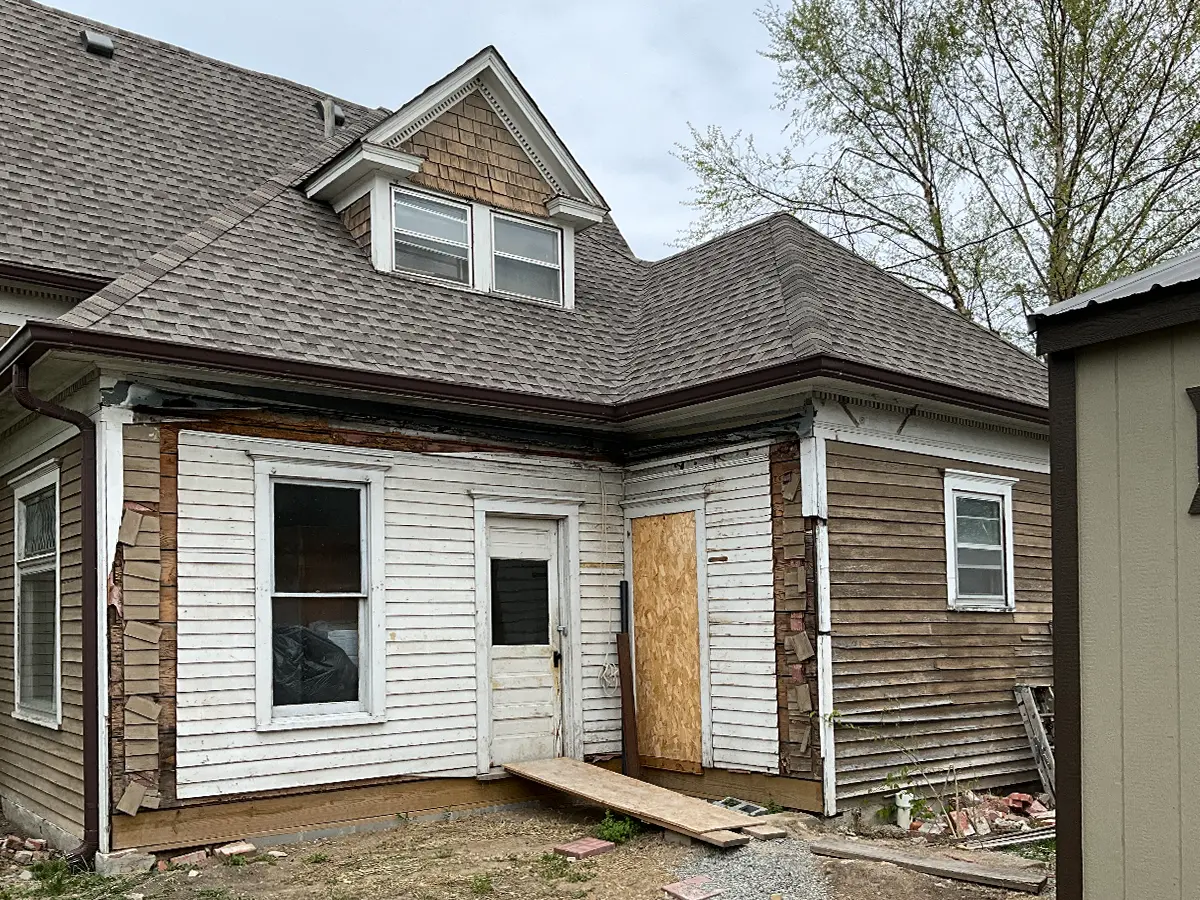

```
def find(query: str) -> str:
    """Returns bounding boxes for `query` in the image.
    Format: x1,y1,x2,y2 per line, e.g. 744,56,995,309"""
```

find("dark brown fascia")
1033,278,1200,355
0,321,1049,427
0,261,110,295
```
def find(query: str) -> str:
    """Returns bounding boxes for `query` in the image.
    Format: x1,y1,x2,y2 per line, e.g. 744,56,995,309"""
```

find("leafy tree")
678,0,1200,343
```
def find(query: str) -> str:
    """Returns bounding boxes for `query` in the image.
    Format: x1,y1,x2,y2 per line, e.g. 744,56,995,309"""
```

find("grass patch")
594,811,642,844
304,852,329,864
534,853,595,883
224,854,248,867
13,859,146,900
196,889,233,900
468,873,494,894
1005,837,1056,864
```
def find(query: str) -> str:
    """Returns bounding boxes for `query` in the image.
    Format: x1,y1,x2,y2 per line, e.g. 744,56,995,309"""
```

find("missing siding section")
340,194,371,252
770,441,822,780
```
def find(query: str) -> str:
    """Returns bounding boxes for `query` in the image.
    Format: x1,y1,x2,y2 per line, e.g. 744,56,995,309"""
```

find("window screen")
393,190,471,284
491,559,550,645
953,494,1006,601
271,482,363,708
16,484,58,718
493,216,562,304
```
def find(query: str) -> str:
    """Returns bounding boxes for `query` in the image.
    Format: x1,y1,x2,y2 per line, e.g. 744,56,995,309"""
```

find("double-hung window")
943,470,1017,611
11,463,60,726
491,214,562,304
251,452,387,730
393,189,471,285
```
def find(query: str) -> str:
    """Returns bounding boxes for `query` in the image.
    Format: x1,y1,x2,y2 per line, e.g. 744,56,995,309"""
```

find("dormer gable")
305,48,607,309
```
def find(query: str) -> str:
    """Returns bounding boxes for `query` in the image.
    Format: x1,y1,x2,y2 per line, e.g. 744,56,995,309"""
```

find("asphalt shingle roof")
6,0,1047,414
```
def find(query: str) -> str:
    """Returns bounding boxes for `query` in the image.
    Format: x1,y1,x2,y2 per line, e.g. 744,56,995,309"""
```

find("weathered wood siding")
173,429,623,798
1074,326,1200,900
824,440,1052,800
624,444,779,773
0,437,85,841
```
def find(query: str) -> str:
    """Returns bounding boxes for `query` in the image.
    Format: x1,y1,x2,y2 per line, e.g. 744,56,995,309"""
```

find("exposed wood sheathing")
398,90,554,218
0,437,86,840
769,442,822,781
630,512,702,774
823,441,1052,799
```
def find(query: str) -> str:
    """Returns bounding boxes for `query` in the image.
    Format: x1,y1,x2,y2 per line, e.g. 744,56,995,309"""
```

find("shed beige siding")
824,441,1052,800
1074,326,1200,900
0,436,86,842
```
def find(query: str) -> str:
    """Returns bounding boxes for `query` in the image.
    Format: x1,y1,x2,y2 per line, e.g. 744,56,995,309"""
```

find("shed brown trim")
1048,352,1081,900
1033,280,1200,354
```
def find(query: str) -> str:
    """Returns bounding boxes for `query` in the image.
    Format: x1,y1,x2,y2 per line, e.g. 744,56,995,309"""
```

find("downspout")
11,363,100,866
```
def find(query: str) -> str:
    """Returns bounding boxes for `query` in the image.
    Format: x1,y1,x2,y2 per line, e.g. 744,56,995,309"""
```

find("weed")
196,890,232,900
1006,838,1056,864
468,873,494,895
224,854,247,867
763,797,784,815
305,852,329,864
594,810,642,844
534,853,570,880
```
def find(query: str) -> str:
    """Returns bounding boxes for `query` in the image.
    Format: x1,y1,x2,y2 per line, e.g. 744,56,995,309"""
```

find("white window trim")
943,469,1018,612
489,211,564,307
10,460,62,729
250,453,389,732
391,185,474,289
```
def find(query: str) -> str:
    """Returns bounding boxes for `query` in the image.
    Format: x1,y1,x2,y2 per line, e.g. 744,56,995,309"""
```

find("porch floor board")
503,757,756,845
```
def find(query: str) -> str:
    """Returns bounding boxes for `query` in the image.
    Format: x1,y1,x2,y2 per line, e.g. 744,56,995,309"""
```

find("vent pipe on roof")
316,98,346,138
80,30,115,58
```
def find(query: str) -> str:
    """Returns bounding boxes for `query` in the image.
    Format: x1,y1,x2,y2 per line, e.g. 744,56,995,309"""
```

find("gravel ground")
676,837,831,900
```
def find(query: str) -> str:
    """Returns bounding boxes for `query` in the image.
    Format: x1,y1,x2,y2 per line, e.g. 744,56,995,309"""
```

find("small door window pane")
954,493,1006,600
273,483,362,594
957,566,1004,597
18,570,56,713
955,495,1001,544
395,193,469,244
20,487,56,560
393,191,471,285
491,559,549,645
272,597,360,706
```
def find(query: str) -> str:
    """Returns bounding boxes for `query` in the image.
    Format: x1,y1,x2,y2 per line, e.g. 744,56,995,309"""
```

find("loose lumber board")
504,757,756,843
810,837,1048,894
630,511,702,773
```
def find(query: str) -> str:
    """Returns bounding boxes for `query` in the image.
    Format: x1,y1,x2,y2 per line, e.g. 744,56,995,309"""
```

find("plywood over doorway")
631,511,702,773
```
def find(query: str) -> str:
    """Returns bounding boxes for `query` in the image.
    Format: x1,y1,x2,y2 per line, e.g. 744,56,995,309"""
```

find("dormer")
305,48,608,309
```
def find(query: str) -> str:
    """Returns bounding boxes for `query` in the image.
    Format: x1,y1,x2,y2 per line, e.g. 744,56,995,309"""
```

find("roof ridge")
18,0,382,116
59,121,375,329
768,215,832,358
774,213,1046,369
649,212,787,268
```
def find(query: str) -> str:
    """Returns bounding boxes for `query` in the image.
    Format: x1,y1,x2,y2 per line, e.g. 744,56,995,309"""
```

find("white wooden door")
487,517,562,767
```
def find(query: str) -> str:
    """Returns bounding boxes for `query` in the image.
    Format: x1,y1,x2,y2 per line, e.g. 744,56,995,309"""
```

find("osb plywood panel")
0,436,86,838
824,440,1052,800
631,511,702,773
398,90,554,218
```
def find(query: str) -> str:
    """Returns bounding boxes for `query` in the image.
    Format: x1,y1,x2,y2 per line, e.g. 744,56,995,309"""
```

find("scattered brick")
3,835,22,850
214,841,257,859
13,850,33,865
553,837,615,859
267,850,289,859
170,849,208,867
23,838,47,851
662,874,725,900
1028,799,1049,814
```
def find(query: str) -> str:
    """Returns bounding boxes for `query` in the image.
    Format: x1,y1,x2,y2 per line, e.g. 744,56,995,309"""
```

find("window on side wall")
492,213,562,305
11,464,61,727
943,470,1018,611
252,455,386,730
393,188,472,285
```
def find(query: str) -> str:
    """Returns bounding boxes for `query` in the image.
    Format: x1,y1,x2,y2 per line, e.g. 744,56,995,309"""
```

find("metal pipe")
11,362,99,867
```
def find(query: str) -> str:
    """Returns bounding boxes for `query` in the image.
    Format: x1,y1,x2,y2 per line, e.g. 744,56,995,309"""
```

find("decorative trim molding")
385,78,482,148
476,82,566,196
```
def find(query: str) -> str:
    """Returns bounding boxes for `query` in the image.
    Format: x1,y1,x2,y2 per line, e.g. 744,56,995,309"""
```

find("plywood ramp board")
630,511,702,773
504,757,755,845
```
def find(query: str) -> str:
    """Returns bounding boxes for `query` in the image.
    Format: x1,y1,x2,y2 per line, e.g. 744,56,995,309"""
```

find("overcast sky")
55,0,790,259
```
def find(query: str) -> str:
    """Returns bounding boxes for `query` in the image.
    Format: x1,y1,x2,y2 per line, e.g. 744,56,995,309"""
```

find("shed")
1030,257,1200,900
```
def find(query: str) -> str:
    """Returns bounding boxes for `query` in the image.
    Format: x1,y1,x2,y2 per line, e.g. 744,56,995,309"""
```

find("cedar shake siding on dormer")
340,194,371,252
396,91,554,218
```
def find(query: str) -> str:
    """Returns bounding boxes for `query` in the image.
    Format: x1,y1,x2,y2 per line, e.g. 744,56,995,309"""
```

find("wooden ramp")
504,757,758,847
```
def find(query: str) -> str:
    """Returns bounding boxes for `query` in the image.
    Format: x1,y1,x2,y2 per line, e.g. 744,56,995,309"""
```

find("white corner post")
800,433,836,816
93,403,132,854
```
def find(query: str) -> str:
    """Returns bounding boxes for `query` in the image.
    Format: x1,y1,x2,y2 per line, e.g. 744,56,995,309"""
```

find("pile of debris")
910,791,1055,845
1,834,55,868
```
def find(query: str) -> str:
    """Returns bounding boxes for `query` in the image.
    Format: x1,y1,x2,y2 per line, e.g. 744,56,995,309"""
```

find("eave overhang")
303,143,424,206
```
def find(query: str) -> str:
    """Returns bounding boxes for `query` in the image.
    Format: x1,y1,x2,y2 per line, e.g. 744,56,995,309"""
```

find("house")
1029,257,1200,900
0,0,1053,863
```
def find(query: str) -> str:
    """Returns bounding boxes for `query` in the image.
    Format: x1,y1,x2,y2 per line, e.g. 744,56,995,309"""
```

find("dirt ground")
0,803,1054,900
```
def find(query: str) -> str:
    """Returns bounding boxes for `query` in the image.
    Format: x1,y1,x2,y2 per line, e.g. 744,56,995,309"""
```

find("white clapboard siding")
624,444,779,773
175,430,624,798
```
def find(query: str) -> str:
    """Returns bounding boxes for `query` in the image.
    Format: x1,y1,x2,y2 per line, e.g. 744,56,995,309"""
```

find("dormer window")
393,190,471,285
492,215,561,304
